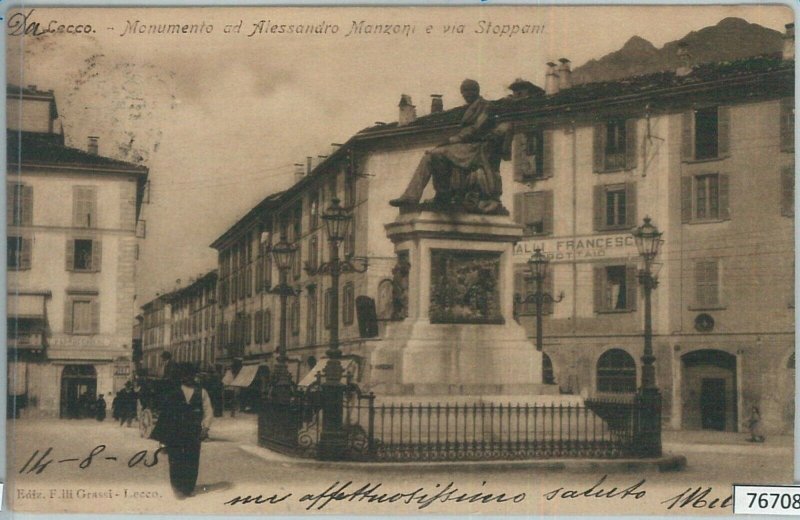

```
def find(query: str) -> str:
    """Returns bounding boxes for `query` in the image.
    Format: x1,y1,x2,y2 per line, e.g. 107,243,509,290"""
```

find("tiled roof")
7,131,148,173
209,190,285,249
358,53,792,135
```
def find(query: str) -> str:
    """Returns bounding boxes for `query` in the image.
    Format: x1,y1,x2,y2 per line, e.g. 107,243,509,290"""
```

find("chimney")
306,156,313,175
676,41,692,77
784,23,795,61
87,136,99,155
545,62,559,96
557,58,572,90
398,94,417,126
430,94,443,114
294,163,305,184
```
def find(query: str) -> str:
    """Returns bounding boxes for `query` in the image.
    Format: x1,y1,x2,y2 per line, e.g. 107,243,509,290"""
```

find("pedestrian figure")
747,405,765,442
112,391,121,422
150,363,213,499
95,394,107,421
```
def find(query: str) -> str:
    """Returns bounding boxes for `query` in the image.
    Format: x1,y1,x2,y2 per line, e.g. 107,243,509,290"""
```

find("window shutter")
65,239,75,271
625,119,638,169
91,240,102,272
21,185,33,226
593,267,605,312
681,177,693,223
247,266,252,297
255,261,262,294
73,187,83,226
264,311,271,342
695,261,707,307
91,300,100,334
625,182,637,228
20,238,32,269
542,190,554,235
718,174,730,220
780,98,794,152
543,273,555,315
782,165,795,216
512,132,529,182
513,192,525,225
625,266,638,311
593,124,606,172
542,130,554,178
64,298,73,334
681,111,694,161
7,186,15,225
593,185,604,231
717,106,731,157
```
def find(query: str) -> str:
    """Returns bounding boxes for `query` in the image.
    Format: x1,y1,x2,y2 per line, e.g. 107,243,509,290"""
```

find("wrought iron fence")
257,387,659,461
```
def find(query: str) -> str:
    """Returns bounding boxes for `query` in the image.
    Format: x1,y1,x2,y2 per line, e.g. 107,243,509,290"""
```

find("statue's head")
460,79,480,104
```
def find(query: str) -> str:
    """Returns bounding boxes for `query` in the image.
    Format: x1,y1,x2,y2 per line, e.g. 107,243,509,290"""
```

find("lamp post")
516,248,563,352
632,216,663,457
269,231,298,390
308,198,368,460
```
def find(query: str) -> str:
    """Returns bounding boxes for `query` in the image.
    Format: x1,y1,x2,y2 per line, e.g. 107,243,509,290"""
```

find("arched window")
596,348,636,393
542,353,555,385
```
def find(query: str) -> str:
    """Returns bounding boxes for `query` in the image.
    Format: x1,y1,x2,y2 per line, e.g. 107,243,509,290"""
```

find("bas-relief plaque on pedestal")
429,249,503,324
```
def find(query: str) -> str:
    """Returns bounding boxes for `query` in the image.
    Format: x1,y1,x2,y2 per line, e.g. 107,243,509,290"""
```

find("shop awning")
221,369,235,386
299,358,358,387
228,364,260,388
7,293,48,318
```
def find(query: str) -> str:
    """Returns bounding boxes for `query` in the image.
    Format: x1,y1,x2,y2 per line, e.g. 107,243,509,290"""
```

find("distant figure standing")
747,406,765,442
161,351,178,381
95,394,107,421
150,363,213,499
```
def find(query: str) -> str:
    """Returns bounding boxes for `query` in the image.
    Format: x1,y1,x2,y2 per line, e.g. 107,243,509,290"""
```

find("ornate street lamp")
307,198,368,460
632,216,664,457
516,249,563,354
632,216,663,391
269,231,298,389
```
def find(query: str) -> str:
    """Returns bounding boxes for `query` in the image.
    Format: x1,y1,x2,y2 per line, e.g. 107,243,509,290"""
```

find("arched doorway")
681,350,737,431
60,365,97,419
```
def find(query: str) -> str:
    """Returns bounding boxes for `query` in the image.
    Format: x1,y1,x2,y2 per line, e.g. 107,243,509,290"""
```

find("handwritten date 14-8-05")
19,445,164,475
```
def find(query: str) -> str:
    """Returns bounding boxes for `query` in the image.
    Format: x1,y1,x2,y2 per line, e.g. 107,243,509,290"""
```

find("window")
542,353,555,385
7,183,32,226
292,241,302,280
290,299,300,336
694,259,720,308
324,288,333,329
593,119,637,172
254,310,263,344
682,106,730,161
263,310,271,343
64,293,99,335
309,190,319,229
344,217,356,258
327,175,338,203
681,174,730,222
594,265,637,313
781,98,794,152
596,349,636,393
73,186,97,228
343,283,355,325
66,238,101,272
513,191,553,236
593,183,636,230
307,289,317,345
308,234,319,271
7,235,31,270
782,166,794,217
344,169,357,208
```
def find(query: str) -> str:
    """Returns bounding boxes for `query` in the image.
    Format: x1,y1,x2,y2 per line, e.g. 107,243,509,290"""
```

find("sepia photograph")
4,4,796,515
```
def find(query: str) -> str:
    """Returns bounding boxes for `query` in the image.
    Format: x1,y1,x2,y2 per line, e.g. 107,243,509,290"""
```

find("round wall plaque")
694,313,715,332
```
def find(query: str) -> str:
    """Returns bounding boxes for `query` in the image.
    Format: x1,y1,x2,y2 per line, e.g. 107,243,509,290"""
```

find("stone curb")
663,443,792,456
239,444,687,473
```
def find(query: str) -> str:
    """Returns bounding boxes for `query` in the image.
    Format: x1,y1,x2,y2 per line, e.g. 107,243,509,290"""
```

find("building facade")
7,84,149,418
140,296,171,376
211,37,794,433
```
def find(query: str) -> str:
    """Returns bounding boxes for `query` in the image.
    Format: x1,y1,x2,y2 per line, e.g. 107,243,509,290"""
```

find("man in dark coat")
95,394,107,421
150,363,213,499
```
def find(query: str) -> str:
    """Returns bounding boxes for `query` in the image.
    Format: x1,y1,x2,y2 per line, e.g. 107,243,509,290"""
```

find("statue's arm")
450,105,493,144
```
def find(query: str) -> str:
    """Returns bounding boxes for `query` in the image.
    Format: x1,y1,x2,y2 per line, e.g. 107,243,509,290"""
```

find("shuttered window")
782,165,794,217
64,294,99,335
694,259,720,308
73,186,97,228
593,265,638,312
254,310,263,344
593,183,637,231
780,98,794,152
343,282,355,325
513,191,553,236
290,299,300,336
680,173,730,222
512,129,554,182
263,310,271,343
66,238,102,272
7,183,33,226
308,234,319,270
7,235,31,270
681,106,730,161
307,289,317,345
593,119,637,172
324,289,333,329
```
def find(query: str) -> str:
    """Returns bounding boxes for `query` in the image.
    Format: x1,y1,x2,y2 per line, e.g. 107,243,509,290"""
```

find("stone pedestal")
371,210,554,396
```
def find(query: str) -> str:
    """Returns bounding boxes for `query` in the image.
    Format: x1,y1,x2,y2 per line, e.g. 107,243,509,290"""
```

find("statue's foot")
389,197,416,207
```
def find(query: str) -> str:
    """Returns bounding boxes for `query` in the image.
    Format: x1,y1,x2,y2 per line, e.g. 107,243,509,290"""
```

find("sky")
6,5,793,306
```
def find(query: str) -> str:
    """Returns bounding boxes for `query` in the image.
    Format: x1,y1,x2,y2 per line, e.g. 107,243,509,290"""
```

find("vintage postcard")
5,4,796,516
